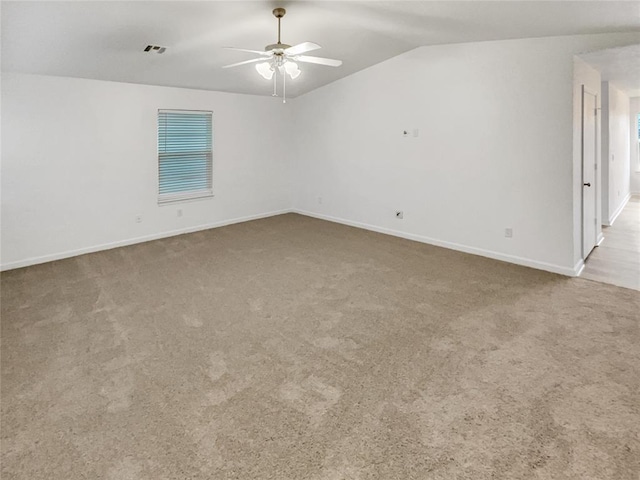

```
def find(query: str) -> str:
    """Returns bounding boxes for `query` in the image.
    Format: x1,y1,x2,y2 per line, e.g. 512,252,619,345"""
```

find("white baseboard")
574,259,585,277
294,209,578,277
0,209,292,271
596,232,605,246
2,208,582,278
606,193,631,226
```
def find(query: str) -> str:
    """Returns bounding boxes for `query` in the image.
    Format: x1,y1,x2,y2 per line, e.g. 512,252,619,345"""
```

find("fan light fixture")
284,61,301,79
256,62,274,80
223,7,342,103
255,60,299,81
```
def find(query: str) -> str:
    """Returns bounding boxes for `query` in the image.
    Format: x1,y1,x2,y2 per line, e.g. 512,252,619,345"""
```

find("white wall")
601,81,631,224
600,82,611,220
3,33,639,274
1,73,292,269
630,97,640,194
291,33,639,276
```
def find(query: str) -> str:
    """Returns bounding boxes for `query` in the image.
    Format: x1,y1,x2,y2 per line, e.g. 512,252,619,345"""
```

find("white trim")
605,192,631,226
294,209,579,277
158,191,214,205
596,232,605,246
574,259,585,277
158,109,212,115
0,209,292,271
1,208,584,277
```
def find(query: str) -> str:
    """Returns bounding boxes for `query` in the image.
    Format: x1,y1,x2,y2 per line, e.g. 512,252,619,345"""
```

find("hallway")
581,195,640,291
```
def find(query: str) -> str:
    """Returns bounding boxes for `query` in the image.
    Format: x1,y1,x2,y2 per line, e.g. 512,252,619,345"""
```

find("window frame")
157,109,214,205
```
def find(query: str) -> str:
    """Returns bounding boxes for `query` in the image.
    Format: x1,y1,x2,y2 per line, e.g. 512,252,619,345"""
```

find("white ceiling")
579,44,640,97
2,1,640,98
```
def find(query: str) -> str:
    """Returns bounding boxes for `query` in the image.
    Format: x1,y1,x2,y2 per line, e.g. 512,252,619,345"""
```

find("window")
158,109,213,204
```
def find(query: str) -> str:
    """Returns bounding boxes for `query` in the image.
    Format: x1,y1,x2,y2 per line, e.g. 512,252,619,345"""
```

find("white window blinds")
158,109,213,204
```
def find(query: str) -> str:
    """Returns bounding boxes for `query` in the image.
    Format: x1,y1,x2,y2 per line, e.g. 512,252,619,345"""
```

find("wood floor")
581,195,640,291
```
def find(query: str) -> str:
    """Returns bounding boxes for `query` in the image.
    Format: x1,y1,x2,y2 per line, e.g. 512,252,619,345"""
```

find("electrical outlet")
396,211,404,219
505,228,513,238
413,129,419,137
177,209,183,217
317,196,323,205
135,215,142,224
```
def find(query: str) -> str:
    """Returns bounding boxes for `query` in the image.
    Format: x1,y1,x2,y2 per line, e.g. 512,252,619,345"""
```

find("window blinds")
158,110,213,204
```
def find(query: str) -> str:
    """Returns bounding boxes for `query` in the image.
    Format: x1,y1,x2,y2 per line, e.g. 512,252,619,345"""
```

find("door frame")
581,85,599,261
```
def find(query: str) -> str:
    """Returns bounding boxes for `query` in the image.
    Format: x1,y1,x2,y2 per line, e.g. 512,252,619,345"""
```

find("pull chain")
272,69,277,97
283,68,286,104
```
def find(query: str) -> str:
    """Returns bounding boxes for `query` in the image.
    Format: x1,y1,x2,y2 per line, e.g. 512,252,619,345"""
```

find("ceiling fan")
222,7,342,102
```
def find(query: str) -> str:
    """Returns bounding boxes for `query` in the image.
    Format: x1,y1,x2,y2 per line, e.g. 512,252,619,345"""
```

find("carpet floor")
2,213,639,479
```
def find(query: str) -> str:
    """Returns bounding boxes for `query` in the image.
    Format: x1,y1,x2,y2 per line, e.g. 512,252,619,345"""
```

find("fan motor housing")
265,43,291,53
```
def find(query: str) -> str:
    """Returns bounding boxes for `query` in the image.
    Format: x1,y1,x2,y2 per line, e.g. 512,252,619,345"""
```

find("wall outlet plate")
505,227,513,238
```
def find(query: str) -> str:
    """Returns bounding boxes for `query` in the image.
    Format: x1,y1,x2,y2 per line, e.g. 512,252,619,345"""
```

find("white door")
582,87,597,259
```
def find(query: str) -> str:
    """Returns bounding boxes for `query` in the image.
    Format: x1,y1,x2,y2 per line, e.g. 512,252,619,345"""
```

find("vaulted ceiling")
3,1,639,97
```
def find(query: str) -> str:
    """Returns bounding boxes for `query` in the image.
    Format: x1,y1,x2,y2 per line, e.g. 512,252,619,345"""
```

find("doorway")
582,86,598,259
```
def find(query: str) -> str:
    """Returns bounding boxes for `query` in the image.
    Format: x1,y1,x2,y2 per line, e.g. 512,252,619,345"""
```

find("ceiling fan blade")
296,55,342,67
223,47,271,56
284,42,321,56
222,57,266,69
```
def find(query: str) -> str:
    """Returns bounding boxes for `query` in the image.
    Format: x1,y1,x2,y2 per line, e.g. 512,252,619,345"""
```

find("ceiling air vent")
144,45,166,54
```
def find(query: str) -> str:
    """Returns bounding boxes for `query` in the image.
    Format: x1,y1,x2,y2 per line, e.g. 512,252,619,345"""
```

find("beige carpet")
2,213,639,479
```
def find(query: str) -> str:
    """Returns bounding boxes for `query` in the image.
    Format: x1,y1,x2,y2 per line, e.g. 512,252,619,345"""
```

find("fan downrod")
267,7,289,53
